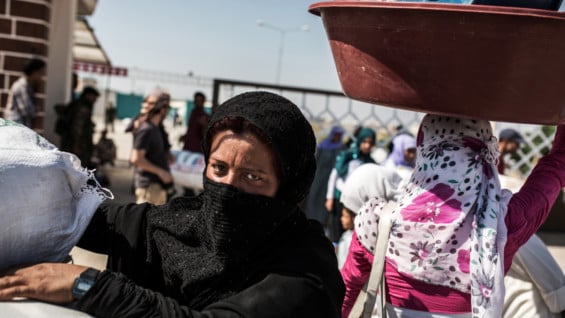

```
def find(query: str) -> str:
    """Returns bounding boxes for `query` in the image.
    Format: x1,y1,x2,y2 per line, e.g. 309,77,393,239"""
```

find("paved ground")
71,117,565,272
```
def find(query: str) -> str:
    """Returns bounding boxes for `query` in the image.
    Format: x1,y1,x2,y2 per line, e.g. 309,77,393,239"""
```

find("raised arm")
504,125,565,271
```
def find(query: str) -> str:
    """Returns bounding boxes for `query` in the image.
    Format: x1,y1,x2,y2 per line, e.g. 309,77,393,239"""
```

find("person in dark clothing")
63,86,100,168
305,125,345,225
125,91,175,200
325,127,376,243
104,102,116,133
182,91,209,153
125,92,173,155
71,72,79,102
181,91,209,196
497,128,525,174
0,91,345,317
131,93,173,205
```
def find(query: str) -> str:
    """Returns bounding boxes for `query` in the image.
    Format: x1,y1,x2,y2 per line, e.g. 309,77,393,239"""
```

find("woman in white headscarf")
342,114,565,317
337,163,402,269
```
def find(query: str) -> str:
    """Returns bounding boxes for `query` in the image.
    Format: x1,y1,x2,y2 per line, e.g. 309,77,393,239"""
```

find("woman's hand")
0,263,88,304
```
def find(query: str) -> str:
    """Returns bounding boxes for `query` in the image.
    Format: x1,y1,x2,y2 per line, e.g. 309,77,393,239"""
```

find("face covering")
145,177,307,309
202,178,301,259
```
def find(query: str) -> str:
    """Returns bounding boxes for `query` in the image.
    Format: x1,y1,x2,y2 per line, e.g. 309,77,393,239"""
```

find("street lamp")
257,19,309,84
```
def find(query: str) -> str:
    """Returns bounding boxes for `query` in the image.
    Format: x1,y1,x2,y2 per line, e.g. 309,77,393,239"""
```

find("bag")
349,201,395,318
0,119,112,270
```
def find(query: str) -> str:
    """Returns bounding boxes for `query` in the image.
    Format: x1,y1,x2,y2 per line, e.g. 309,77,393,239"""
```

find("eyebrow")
209,157,268,175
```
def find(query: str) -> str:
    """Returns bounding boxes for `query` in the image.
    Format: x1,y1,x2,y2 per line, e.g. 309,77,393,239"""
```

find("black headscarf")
203,91,317,204
144,92,336,310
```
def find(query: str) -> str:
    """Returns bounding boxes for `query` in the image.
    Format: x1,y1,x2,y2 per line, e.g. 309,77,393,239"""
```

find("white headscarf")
0,119,112,270
339,163,402,213
356,115,511,317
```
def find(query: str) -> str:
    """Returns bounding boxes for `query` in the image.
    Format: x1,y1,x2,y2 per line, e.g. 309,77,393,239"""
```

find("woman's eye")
245,173,260,181
211,164,226,174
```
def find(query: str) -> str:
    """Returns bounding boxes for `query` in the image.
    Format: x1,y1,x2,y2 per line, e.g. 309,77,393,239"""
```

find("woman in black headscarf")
0,91,345,317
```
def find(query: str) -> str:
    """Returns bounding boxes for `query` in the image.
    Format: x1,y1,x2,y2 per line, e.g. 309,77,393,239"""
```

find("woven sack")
0,119,111,270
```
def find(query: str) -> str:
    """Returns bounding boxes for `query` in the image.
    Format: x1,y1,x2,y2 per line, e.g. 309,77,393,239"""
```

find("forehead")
210,130,277,163
211,130,264,152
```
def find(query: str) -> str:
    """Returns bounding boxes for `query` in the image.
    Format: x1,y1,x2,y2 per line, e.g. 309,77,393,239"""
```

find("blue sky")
87,0,342,99
85,1,541,135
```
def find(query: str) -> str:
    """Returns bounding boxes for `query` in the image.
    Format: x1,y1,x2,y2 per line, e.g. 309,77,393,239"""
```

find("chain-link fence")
212,79,554,179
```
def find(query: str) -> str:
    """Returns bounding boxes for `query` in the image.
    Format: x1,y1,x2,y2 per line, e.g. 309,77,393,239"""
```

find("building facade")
0,0,97,146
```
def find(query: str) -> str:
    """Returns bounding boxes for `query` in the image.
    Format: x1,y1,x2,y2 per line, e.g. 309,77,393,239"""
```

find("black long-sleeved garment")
75,195,345,318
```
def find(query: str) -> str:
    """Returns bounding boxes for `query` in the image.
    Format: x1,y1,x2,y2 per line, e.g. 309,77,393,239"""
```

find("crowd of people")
1,59,565,318
0,57,209,201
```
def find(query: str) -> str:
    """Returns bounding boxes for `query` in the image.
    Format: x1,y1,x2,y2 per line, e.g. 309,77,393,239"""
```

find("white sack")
0,119,112,270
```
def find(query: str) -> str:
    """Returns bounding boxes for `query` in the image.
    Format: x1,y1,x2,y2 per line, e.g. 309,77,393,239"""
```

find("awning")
77,0,98,16
73,16,111,66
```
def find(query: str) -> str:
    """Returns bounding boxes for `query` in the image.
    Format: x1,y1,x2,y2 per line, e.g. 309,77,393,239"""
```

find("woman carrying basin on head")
342,114,565,317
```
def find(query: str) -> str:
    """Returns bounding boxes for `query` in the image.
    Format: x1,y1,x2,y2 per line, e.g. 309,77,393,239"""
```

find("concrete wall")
44,0,76,145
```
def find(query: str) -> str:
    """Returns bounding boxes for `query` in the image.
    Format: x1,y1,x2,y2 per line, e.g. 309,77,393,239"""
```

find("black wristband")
71,268,100,300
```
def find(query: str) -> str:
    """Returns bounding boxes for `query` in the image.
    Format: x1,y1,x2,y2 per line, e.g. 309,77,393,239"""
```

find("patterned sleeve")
354,197,386,254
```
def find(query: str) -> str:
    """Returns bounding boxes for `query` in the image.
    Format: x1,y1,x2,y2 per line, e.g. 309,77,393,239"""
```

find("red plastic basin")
309,2,565,124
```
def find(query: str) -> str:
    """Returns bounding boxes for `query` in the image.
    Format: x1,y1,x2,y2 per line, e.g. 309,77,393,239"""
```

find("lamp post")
257,20,309,84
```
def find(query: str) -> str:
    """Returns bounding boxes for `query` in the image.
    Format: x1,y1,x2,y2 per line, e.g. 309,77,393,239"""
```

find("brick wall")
0,0,51,130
